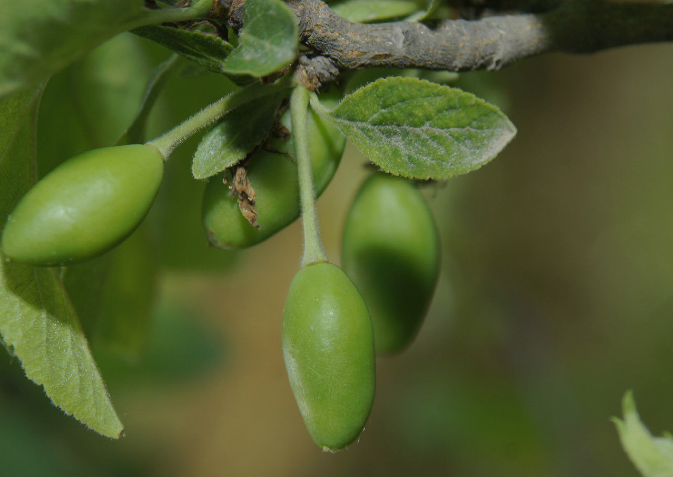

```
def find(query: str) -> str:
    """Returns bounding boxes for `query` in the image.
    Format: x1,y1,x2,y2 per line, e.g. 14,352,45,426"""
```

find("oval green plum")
342,172,440,354
1,144,164,266
202,92,345,249
282,262,375,451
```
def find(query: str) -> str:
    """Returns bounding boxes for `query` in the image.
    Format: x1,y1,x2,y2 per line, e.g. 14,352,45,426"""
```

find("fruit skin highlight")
2,144,164,266
201,93,345,249
342,172,440,354
282,262,376,451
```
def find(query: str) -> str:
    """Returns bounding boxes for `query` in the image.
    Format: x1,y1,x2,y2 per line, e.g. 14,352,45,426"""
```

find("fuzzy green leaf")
613,391,673,477
133,26,233,75
322,77,516,180
0,0,165,98
0,88,124,438
192,95,283,179
222,0,298,77
333,0,419,23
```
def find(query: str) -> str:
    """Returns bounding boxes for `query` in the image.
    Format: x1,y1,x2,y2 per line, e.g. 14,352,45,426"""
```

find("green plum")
282,262,376,451
202,92,345,249
2,144,163,266
342,172,440,354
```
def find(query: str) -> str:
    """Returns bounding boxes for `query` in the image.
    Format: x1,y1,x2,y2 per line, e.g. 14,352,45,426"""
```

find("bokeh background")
2,26,673,477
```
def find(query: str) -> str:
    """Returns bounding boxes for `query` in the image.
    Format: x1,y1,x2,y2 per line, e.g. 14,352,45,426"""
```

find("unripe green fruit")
282,262,375,451
202,93,345,249
342,172,440,354
2,144,164,266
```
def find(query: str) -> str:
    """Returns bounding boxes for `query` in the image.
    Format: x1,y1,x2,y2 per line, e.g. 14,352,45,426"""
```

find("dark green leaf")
222,0,298,77
37,33,152,175
322,77,516,180
64,225,157,363
0,88,123,438
93,225,158,362
68,33,153,147
333,0,419,23
133,26,233,75
192,95,283,179
0,0,158,98
117,54,183,146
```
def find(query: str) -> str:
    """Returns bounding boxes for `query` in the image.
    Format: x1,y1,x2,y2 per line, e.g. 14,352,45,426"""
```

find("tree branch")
267,0,673,89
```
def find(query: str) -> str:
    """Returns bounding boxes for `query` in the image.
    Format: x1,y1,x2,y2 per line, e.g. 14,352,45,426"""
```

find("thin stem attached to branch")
147,76,292,159
291,86,327,267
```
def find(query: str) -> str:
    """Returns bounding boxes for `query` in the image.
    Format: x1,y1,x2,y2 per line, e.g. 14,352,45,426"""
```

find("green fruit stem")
147,76,293,159
292,86,327,267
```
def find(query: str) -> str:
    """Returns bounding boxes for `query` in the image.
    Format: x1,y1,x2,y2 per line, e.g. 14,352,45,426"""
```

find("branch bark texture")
227,0,673,87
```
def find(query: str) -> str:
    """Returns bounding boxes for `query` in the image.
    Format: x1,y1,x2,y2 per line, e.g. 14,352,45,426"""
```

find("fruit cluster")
0,88,440,451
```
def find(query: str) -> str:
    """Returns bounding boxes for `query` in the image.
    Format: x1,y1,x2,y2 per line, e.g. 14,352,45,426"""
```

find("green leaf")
192,95,283,179
133,26,233,75
0,88,123,438
63,225,157,363
613,391,673,477
406,0,442,21
117,54,183,146
37,32,152,172
93,226,157,361
333,0,419,23
68,32,153,148
423,0,443,19
0,0,163,98
320,77,516,180
222,0,298,77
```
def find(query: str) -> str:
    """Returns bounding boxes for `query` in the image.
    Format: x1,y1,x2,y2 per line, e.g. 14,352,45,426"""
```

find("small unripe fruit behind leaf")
282,262,376,451
2,144,164,266
202,92,345,249
342,172,440,354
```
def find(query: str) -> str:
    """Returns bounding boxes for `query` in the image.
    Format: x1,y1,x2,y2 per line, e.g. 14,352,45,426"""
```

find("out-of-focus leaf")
222,0,298,77
613,391,673,477
64,225,158,362
0,0,159,98
96,302,223,384
0,88,123,438
38,33,152,175
117,54,183,146
0,408,73,477
319,77,516,180
94,225,158,361
333,0,419,23
68,33,151,147
192,95,283,179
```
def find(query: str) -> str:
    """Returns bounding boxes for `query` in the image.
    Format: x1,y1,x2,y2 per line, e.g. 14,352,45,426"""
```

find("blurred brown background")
1,30,673,477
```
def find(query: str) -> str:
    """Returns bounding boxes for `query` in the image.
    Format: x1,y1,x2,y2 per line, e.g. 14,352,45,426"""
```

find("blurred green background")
2,30,673,477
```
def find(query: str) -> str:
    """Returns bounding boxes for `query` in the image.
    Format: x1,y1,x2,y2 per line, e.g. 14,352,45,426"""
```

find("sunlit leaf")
0,88,123,438
613,391,673,477
320,77,516,180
